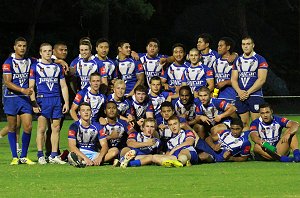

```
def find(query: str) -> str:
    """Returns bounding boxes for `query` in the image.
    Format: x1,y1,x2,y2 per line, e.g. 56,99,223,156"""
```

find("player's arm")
228,155,249,162
181,122,199,144
128,73,145,97
28,78,41,113
206,78,214,92
54,59,69,73
250,131,263,146
281,120,300,143
231,70,247,100
3,74,33,96
60,78,70,113
69,103,79,121
216,79,231,89
127,138,154,148
93,138,109,166
205,131,221,151
169,137,194,155
246,69,267,95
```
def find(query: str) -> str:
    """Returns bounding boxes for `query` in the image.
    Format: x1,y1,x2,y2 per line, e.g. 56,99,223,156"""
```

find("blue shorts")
172,146,198,164
80,148,98,160
235,96,264,114
37,96,62,119
3,96,32,115
129,148,151,156
195,139,225,162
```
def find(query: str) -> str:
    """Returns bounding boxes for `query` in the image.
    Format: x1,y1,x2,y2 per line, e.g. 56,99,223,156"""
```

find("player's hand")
99,117,108,125
145,138,155,147
238,90,248,101
137,118,144,126
281,133,291,143
216,81,226,89
163,84,169,91
55,59,69,73
84,157,94,166
223,150,231,160
127,114,135,122
33,106,41,114
131,51,140,60
158,124,167,130
62,104,69,114
93,156,103,166
127,90,134,97
22,87,33,96
227,53,238,63
159,57,167,66
110,130,119,139
199,116,212,125
213,114,222,123
213,143,221,152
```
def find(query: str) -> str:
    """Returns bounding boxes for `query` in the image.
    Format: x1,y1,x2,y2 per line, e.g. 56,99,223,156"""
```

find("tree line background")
0,0,299,116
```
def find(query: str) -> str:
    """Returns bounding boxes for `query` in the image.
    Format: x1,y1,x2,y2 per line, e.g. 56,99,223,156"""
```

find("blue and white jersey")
70,57,106,90
212,58,236,102
140,54,166,86
217,130,251,156
94,55,117,81
68,120,106,152
198,98,229,126
161,62,188,93
182,62,213,93
156,116,187,138
103,119,133,147
107,93,131,116
172,98,202,121
128,95,154,120
250,115,289,146
233,52,268,97
2,57,35,97
73,86,106,122
149,91,172,118
116,57,144,95
167,129,196,151
29,62,64,97
201,49,220,68
127,131,160,155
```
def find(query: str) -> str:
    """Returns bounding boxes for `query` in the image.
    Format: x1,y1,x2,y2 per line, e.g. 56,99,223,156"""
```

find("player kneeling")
68,102,108,167
114,118,160,168
152,115,198,167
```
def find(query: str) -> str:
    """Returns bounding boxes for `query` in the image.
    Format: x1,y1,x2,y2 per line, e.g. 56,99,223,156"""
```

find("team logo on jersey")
79,64,82,69
40,68,44,72
53,66,58,72
254,104,259,111
127,63,132,68
240,77,250,88
234,138,239,144
250,61,254,66
14,63,19,68
155,62,159,66
225,63,228,67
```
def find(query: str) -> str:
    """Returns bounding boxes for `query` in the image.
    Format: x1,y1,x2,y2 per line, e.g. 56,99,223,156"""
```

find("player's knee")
253,144,263,153
178,154,188,164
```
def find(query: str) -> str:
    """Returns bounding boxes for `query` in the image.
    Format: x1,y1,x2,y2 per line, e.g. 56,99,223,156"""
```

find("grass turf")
0,117,300,197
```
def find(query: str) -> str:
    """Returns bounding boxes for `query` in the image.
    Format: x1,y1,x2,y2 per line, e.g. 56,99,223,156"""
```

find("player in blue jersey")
182,48,214,95
250,103,300,162
127,85,154,130
231,36,268,130
113,118,160,168
70,40,107,90
69,72,106,122
116,40,144,96
161,43,188,93
212,37,237,104
148,76,173,119
29,43,69,165
68,102,108,167
196,86,237,139
139,38,167,87
196,118,251,162
153,115,198,167
95,38,117,93
2,37,36,165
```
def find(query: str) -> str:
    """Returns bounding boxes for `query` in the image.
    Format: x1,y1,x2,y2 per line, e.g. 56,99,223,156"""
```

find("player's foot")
162,159,174,168
60,150,70,162
49,156,67,164
10,158,19,165
113,159,121,167
68,152,85,168
120,150,136,168
19,157,36,165
172,160,183,168
186,160,192,167
38,156,47,165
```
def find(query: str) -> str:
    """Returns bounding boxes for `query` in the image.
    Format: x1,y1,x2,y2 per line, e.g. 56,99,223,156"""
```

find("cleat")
120,150,136,168
162,159,174,168
68,152,85,168
186,160,192,167
38,156,47,165
49,156,67,164
113,159,121,167
10,158,19,165
172,160,183,168
60,150,70,162
20,157,36,165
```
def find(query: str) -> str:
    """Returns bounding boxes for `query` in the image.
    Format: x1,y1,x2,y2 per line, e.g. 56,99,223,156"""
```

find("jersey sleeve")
185,130,196,140
194,98,203,115
135,60,144,74
127,131,138,141
2,58,12,74
205,67,214,80
275,116,289,128
73,89,85,105
98,60,108,78
29,63,37,80
58,64,65,79
97,124,107,140
240,140,251,156
257,55,268,70
146,100,154,113
68,122,78,139
249,119,259,134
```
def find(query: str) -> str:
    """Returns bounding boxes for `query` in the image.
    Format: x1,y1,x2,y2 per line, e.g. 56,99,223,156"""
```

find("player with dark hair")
197,33,220,68
250,103,300,162
231,36,268,130
196,118,251,162
2,37,36,165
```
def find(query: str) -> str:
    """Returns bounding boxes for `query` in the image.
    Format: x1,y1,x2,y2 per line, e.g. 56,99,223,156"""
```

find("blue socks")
128,160,141,167
8,132,18,158
280,156,294,162
37,151,44,158
293,149,300,162
51,152,58,158
20,132,31,158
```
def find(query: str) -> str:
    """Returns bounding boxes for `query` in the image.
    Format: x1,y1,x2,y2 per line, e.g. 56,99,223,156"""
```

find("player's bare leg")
178,149,191,165
198,152,214,162
211,123,227,134
36,116,47,153
239,112,250,131
104,147,119,162
50,119,61,155
135,155,153,166
253,144,273,160
193,124,206,139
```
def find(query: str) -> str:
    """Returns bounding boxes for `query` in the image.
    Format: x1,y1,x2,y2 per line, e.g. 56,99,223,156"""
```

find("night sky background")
0,0,299,114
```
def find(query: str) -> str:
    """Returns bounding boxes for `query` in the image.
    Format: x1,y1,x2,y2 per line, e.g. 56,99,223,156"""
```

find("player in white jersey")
231,36,268,130
68,102,108,167
29,43,69,165
196,118,251,162
161,43,188,93
2,37,36,165
114,118,160,168
212,37,237,104
70,40,107,90
250,103,300,162
152,115,198,167
116,40,144,96
139,38,167,87
182,48,214,95
94,38,117,93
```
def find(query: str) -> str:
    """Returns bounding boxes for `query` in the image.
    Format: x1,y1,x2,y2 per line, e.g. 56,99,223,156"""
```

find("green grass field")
0,117,300,197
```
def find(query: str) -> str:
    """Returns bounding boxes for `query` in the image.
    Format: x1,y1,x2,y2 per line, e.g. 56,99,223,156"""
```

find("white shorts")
80,148,98,160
